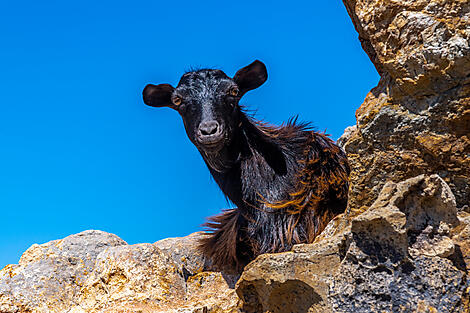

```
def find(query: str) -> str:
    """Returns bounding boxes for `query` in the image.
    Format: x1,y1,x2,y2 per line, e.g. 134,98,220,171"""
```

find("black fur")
143,60,350,273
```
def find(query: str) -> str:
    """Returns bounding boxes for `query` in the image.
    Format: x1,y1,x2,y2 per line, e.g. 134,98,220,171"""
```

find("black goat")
143,60,350,273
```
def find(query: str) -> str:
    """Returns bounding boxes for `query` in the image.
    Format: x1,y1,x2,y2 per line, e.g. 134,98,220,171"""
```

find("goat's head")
143,60,267,157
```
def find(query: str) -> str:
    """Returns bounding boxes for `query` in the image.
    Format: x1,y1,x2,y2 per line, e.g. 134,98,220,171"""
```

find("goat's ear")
233,60,268,95
143,83,176,109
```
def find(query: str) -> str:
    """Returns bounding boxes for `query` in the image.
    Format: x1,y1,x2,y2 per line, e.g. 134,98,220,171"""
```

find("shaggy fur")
143,60,350,273
200,115,349,272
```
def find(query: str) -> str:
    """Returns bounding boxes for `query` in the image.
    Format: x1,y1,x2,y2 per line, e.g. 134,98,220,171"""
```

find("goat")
143,60,350,273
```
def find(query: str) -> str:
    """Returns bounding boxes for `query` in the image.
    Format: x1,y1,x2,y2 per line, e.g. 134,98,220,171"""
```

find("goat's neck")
203,114,287,208
200,113,254,172
201,115,257,206
199,130,244,174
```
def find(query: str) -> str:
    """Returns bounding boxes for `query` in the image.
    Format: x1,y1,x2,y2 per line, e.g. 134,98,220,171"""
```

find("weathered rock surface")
0,231,240,313
0,230,127,313
2,175,469,312
236,175,469,312
1,0,469,312
342,0,470,212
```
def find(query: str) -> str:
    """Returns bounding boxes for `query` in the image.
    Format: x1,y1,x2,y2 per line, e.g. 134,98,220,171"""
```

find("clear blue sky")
0,1,379,268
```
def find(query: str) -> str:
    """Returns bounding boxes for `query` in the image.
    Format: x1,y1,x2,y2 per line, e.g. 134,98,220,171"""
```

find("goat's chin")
198,142,224,154
200,146,233,173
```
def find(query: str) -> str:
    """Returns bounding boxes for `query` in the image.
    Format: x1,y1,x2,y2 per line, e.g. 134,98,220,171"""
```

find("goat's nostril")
199,121,220,136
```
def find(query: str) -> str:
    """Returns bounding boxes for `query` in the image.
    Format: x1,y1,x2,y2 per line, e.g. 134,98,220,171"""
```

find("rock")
236,235,344,313
342,0,470,211
74,232,240,313
184,271,240,313
3,176,467,312
336,125,357,149
76,243,186,312
236,174,470,312
154,232,207,278
342,0,470,97
0,231,239,313
0,230,127,313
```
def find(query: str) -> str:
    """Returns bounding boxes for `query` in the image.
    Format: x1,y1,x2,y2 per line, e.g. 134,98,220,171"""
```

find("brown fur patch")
262,131,350,246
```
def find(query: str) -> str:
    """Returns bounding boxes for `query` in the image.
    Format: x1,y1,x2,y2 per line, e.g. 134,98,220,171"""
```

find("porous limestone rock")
336,125,357,149
0,230,127,312
236,175,470,312
342,0,470,212
0,231,240,313
76,243,186,312
2,175,468,312
343,0,470,96
154,232,207,277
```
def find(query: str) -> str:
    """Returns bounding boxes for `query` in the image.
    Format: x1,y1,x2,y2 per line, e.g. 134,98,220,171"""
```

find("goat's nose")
199,121,220,136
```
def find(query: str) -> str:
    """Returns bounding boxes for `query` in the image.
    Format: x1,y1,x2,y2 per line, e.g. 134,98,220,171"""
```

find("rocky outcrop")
0,230,127,312
1,0,469,312
342,0,470,212
236,174,470,312
0,231,240,312
3,176,468,312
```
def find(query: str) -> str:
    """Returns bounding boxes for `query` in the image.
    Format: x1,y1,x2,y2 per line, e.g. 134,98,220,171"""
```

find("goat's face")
143,60,267,155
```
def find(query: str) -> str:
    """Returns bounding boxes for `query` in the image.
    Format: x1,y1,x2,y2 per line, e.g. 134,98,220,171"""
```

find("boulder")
0,231,240,313
0,230,126,312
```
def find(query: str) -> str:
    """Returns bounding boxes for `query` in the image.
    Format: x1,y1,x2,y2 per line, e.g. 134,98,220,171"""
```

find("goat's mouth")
196,135,225,153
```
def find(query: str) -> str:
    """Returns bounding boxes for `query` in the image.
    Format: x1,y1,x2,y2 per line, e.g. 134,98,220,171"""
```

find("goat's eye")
172,95,182,106
228,87,239,97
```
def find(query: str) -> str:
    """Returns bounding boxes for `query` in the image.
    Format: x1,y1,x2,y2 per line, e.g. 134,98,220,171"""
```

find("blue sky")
0,1,379,268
